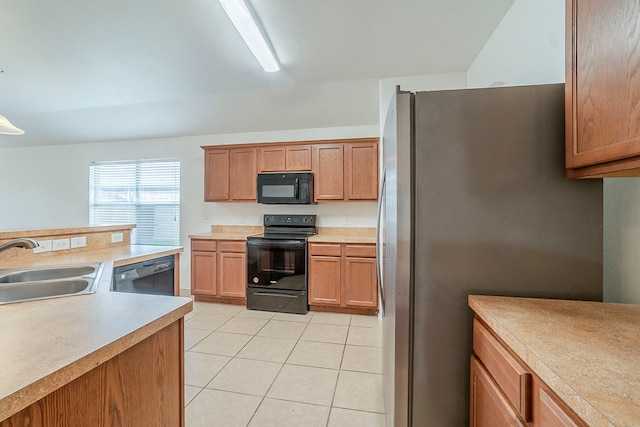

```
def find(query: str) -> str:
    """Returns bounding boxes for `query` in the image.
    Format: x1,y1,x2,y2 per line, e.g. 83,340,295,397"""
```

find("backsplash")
0,224,133,264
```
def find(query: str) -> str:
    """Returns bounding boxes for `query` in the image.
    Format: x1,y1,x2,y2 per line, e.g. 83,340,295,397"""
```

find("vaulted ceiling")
0,0,514,147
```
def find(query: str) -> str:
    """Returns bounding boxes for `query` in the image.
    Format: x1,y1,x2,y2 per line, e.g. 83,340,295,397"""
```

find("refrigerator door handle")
376,169,386,314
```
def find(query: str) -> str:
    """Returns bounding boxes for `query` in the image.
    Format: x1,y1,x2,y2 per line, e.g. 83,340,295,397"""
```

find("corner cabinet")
204,147,257,201
203,138,378,202
308,243,378,314
471,318,587,427
565,0,640,178
190,239,247,304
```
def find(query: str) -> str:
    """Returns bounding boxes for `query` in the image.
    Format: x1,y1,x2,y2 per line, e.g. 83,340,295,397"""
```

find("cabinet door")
230,148,257,201
345,142,378,200
259,147,286,172
344,256,378,308
191,251,217,296
566,0,640,177
308,255,341,305
312,144,344,201
286,145,312,171
204,149,229,201
218,252,247,298
538,387,582,427
470,356,527,427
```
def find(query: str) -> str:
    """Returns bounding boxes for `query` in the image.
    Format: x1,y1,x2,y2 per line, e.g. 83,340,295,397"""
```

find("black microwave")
257,173,314,204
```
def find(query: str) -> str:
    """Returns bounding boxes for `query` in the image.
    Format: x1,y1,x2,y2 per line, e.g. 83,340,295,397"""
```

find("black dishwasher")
112,255,175,296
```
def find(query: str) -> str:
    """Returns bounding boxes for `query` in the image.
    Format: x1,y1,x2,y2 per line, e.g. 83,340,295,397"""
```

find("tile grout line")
245,310,314,426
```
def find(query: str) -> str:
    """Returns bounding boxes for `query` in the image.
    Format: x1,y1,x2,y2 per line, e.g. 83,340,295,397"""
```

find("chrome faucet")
0,238,40,253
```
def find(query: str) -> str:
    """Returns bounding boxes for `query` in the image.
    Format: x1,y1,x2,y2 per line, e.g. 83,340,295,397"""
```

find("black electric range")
246,214,316,314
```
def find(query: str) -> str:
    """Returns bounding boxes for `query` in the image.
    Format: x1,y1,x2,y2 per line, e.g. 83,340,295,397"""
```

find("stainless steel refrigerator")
378,84,603,426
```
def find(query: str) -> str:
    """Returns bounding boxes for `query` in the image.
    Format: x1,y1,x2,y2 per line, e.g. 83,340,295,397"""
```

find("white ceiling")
0,0,514,147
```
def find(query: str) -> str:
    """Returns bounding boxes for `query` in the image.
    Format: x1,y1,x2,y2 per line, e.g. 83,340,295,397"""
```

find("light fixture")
218,0,280,72
0,114,25,135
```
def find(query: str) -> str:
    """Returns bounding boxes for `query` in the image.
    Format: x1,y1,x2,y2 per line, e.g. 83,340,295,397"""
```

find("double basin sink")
0,262,104,304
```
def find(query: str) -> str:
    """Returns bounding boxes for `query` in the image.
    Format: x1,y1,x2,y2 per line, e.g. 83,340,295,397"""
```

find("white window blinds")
89,159,180,246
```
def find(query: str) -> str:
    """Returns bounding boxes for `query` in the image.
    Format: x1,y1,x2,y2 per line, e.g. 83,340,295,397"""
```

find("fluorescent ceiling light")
0,114,25,135
218,0,280,72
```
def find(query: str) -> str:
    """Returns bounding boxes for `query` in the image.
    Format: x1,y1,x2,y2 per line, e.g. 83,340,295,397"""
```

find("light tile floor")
183,300,386,427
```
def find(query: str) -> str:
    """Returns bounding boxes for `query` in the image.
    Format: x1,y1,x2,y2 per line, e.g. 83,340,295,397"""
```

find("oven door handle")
247,239,306,249
252,291,299,299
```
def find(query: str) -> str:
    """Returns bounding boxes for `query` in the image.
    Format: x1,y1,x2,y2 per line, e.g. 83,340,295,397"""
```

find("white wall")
466,0,564,88
0,124,378,288
603,180,640,303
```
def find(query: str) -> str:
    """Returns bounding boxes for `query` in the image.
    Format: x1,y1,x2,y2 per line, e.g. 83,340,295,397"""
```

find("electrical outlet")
344,215,350,225
32,240,52,254
52,238,70,251
239,215,246,224
70,236,87,248
111,232,124,243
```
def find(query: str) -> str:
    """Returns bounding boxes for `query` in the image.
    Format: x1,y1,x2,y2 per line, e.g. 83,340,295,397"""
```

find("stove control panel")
263,214,316,226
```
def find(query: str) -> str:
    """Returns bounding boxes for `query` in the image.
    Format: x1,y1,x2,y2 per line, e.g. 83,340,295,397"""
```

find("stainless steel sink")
0,265,97,283
0,262,104,304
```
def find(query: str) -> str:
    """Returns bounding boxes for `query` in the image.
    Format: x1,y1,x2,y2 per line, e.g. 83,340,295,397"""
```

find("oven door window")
248,240,306,291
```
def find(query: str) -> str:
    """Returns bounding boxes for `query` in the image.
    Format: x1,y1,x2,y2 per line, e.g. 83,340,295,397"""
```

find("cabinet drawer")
309,243,341,256
191,240,217,252
473,319,532,421
344,244,375,258
218,241,246,253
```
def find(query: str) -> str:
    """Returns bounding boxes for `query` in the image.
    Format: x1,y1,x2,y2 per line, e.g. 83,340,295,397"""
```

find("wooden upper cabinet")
286,145,312,171
204,147,256,201
566,0,640,177
259,146,286,172
203,138,377,202
258,145,312,172
230,147,257,201
345,142,378,200
204,149,229,201
313,144,345,201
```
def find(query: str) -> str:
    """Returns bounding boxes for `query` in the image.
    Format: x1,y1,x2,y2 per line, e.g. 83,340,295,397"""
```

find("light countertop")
308,227,376,244
469,295,640,427
189,225,263,241
189,226,377,244
0,245,183,269
0,245,191,420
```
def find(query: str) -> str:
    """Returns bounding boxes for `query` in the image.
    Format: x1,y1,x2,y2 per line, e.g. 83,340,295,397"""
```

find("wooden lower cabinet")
190,239,246,304
2,320,184,427
471,318,587,427
308,255,342,306
218,250,246,298
470,356,526,427
308,243,378,314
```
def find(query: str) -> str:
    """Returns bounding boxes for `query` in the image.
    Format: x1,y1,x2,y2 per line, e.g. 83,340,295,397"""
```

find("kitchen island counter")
0,245,191,422
469,295,640,427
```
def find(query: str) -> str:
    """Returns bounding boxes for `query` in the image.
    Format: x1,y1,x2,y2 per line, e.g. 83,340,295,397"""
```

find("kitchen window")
89,159,180,245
